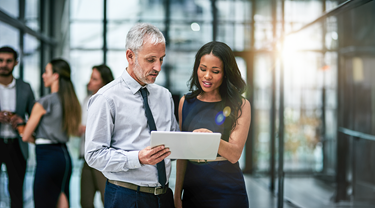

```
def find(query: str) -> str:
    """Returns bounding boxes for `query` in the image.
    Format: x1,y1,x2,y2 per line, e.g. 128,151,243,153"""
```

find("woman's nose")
204,72,212,79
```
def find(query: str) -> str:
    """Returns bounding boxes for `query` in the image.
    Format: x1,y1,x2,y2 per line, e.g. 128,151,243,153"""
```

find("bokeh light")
223,106,231,117
191,22,200,31
215,112,225,125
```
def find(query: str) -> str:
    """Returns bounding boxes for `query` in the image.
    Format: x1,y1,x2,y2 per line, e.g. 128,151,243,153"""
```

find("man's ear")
14,61,19,66
126,49,136,65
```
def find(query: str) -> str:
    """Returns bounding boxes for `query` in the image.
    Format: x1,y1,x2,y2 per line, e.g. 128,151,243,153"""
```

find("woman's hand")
78,125,86,137
193,128,212,133
174,196,183,208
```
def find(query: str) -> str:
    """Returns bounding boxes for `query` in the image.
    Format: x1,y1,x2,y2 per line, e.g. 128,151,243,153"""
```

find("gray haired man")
85,23,178,208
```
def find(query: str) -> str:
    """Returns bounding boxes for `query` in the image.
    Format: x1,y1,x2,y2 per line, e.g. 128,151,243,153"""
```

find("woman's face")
87,68,104,94
197,53,224,94
42,63,58,87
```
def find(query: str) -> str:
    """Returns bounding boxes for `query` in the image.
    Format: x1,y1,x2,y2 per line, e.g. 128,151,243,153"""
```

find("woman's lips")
202,81,212,88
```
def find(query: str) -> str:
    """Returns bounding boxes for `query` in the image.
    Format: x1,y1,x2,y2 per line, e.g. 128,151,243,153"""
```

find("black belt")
0,137,18,144
108,180,168,195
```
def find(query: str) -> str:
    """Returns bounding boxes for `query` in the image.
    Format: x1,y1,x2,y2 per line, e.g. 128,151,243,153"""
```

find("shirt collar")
0,78,16,89
122,68,150,95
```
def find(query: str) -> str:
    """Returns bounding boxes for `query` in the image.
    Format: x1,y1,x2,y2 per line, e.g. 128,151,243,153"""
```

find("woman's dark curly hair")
186,41,247,131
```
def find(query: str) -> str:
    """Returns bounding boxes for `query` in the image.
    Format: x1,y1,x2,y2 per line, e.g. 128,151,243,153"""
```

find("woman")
79,64,114,207
22,59,81,208
174,41,251,208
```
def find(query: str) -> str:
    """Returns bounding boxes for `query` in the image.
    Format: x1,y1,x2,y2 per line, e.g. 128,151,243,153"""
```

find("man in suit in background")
0,46,35,208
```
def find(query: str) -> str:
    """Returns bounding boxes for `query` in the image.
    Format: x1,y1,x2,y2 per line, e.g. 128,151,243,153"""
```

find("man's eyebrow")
146,54,166,58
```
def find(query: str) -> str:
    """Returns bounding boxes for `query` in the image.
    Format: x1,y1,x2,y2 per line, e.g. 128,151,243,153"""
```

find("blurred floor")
255,176,375,208
2,162,374,208
0,161,292,208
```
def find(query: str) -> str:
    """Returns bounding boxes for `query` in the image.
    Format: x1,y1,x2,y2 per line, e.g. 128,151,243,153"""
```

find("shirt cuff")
127,151,142,169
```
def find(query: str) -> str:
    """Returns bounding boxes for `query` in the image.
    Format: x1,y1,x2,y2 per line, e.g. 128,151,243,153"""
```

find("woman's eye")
200,68,206,71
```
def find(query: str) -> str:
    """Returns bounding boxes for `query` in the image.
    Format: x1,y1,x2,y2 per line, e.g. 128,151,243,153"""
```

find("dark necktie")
139,87,167,188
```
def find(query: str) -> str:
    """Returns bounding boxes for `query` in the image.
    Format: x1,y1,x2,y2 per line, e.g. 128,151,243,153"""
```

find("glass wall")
0,0,65,206
252,0,339,174
335,0,375,203
70,0,253,101
2,0,358,206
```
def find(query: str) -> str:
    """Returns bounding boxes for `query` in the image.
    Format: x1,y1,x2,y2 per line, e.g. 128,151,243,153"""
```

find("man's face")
0,52,17,77
131,40,166,85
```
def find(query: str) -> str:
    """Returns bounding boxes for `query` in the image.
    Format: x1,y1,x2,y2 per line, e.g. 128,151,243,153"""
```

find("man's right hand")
138,145,171,165
0,111,11,123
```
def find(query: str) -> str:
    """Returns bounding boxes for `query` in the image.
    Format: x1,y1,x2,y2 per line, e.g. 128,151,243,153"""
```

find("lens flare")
215,112,225,125
223,106,231,117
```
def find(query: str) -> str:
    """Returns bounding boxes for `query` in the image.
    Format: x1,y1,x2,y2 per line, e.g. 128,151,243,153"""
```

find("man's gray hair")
125,23,165,54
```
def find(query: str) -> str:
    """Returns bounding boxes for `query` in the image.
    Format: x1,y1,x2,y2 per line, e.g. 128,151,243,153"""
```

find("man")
0,46,35,207
85,23,179,208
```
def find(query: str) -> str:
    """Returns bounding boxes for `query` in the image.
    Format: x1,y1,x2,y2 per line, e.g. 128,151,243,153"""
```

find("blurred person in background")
78,64,114,207
0,46,35,208
22,58,81,208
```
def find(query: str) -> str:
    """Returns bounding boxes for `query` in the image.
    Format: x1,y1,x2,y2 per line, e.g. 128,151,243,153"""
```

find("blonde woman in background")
22,59,81,208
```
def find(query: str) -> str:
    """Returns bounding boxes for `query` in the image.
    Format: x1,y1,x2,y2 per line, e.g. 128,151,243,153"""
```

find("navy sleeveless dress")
181,95,249,208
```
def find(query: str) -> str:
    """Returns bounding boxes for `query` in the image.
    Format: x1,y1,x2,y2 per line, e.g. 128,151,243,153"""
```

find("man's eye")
148,59,155,63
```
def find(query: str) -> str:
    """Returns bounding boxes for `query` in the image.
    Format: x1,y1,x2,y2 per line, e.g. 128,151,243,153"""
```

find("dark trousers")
80,161,106,208
104,180,174,208
0,138,26,208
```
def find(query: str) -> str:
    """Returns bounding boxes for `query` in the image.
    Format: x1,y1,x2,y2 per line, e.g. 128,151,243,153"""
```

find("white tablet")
150,131,221,160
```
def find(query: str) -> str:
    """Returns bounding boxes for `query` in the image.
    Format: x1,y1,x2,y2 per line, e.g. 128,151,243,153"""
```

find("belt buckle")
198,159,207,163
154,187,161,195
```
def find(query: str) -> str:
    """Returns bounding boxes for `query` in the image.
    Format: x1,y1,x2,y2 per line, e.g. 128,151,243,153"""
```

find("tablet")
150,131,221,160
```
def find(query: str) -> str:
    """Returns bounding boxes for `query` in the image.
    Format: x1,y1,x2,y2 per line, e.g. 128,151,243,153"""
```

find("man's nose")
153,60,162,72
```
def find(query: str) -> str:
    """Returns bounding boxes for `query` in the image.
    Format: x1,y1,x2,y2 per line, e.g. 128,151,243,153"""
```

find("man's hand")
10,114,24,129
138,145,171,165
0,111,11,123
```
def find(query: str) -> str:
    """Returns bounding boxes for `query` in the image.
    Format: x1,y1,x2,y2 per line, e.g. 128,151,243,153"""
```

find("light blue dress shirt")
85,69,179,187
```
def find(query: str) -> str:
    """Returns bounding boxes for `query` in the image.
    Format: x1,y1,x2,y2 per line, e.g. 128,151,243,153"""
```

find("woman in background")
78,64,114,207
22,59,81,208
174,41,251,208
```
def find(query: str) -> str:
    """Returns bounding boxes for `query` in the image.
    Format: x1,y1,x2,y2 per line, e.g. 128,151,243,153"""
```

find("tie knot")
140,88,148,99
